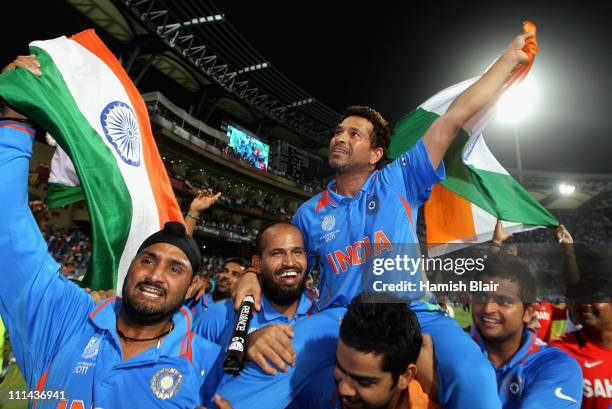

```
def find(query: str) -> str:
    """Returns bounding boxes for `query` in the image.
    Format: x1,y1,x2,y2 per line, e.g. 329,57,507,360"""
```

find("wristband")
489,240,502,249
243,268,258,276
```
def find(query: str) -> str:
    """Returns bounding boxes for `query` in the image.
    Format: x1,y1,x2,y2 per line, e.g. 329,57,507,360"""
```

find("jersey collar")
88,297,194,359
0,119,36,136
474,327,541,370
326,170,380,204
260,291,314,322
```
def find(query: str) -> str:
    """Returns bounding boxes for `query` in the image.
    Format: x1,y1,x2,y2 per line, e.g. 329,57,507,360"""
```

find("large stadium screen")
226,124,270,170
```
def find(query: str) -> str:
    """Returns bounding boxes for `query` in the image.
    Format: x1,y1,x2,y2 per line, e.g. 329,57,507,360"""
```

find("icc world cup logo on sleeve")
322,215,335,231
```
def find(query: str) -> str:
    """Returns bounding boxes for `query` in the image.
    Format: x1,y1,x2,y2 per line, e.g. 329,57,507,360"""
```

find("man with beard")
0,56,224,408
193,222,315,374
228,30,536,409
471,253,582,408
550,275,612,409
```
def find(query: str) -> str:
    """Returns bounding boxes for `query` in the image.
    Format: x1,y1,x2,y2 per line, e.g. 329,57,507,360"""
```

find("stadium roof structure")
65,0,340,148
60,0,612,213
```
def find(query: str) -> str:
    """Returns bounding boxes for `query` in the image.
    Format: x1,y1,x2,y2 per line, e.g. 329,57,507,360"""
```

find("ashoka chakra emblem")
100,101,141,166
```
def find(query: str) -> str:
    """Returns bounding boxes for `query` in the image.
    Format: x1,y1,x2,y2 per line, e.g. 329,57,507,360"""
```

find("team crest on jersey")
322,215,336,231
505,375,523,400
366,195,379,215
151,368,183,400
81,336,102,359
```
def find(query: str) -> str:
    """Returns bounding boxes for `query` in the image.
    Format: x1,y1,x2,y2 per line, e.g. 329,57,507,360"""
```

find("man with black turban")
0,55,228,408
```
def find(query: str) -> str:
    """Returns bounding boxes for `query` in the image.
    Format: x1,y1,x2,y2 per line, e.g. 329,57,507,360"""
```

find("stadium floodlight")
183,15,225,26
285,98,315,109
559,183,576,195
237,63,270,74
496,75,537,122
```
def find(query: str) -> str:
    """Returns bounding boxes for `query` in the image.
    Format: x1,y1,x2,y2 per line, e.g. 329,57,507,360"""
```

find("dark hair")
341,106,391,170
339,294,422,383
254,221,298,255
477,253,536,304
223,257,250,270
573,243,612,279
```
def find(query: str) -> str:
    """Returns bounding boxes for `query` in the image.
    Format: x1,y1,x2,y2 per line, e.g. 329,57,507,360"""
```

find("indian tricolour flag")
0,29,183,290
388,22,558,256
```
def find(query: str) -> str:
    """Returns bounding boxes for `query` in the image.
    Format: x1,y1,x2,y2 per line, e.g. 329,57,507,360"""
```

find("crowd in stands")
200,254,226,276
40,224,230,281
513,209,612,245
42,225,91,279
39,201,612,282
195,210,259,239
163,154,299,220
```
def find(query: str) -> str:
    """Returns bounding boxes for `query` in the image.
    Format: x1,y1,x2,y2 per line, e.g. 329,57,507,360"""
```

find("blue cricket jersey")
292,139,445,309
0,121,223,408
474,328,583,408
185,291,216,320
193,291,316,351
216,139,502,409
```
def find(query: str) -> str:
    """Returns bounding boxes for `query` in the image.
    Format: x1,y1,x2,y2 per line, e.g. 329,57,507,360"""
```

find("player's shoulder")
549,331,580,352
537,341,578,363
190,332,223,370
293,190,328,228
193,300,233,330
191,332,222,354
530,341,582,374
296,190,326,213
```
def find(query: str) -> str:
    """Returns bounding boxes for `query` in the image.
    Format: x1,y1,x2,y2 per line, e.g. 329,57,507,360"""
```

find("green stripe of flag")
389,107,557,227
45,182,84,209
0,47,132,290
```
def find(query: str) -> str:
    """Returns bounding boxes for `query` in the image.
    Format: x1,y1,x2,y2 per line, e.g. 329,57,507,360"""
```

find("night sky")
4,0,612,173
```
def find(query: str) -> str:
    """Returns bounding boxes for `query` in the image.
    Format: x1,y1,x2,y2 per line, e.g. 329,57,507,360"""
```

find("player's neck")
268,298,300,320
212,291,230,303
385,386,408,409
583,325,612,349
484,330,524,369
334,167,375,198
117,309,173,342
116,310,173,360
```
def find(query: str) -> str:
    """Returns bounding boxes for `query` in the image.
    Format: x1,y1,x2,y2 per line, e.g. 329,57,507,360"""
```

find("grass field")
452,305,473,330
0,365,28,409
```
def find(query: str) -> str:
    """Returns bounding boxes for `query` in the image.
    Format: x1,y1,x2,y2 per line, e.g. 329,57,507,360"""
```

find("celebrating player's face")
257,224,307,306
216,261,246,298
334,340,400,409
472,277,534,343
122,243,193,323
329,116,378,172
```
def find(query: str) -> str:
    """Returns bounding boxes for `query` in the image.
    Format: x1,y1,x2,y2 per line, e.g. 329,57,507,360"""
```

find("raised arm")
554,225,580,288
423,31,534,168
0,55,92,386
186,188,222,236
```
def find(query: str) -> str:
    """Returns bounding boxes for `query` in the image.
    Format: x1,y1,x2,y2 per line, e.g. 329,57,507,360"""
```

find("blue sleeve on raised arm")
0,124,93,387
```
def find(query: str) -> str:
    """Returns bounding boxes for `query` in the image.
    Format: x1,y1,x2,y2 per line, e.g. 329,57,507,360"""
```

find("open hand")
246,324,296,375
